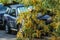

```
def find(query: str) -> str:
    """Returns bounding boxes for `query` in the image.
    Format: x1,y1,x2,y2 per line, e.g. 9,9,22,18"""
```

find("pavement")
0,30,16,40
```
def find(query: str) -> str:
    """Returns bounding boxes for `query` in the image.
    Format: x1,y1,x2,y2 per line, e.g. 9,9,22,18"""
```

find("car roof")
10,4,24,9
41,15,51,19
37,14,51,20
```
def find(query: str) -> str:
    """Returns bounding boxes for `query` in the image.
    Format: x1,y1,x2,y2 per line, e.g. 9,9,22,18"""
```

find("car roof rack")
9,4,24,9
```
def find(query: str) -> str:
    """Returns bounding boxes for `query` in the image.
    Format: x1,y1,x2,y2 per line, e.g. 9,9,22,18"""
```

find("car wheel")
5,24,11,34
17,23,22,31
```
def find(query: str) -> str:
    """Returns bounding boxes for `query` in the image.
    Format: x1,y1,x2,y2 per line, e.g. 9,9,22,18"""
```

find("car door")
7,9,17,29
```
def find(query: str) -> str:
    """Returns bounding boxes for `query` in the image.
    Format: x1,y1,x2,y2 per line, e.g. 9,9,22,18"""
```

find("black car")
37,13,52,25
4,4,29,34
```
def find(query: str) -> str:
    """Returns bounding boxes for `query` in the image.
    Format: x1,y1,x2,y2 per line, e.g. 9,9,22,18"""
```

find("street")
0,30,16,40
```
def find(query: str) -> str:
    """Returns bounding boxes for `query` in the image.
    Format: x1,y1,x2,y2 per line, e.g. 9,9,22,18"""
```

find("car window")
18,7,28,14
9,9,16,17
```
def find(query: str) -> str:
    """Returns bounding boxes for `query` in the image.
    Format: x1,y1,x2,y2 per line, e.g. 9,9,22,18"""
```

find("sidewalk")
0,30,16,40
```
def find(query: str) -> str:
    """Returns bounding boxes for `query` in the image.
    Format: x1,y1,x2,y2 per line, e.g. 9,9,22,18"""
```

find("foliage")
56,25,60,36
16,0,60,40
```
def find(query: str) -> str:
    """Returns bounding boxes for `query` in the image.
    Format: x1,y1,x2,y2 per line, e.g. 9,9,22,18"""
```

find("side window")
18,7,28,13
17,7,28,16
9,9,16,17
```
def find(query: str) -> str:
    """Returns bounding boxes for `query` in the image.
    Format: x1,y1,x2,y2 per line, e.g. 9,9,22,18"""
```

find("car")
37,13,52,25
0,3,8,29
4,4,29,34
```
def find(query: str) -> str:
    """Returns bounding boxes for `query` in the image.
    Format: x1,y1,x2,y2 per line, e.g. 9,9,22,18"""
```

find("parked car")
4,4,29,34
37,13,52,25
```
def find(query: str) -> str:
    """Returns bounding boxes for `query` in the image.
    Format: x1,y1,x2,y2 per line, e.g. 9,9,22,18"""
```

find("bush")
16,0,60,40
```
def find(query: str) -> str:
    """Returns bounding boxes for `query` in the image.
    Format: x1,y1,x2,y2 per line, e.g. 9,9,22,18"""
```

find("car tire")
5,24,11,34
17,23,22,31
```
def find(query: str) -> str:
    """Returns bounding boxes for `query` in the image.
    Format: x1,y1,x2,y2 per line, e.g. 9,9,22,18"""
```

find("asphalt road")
0,30,16,40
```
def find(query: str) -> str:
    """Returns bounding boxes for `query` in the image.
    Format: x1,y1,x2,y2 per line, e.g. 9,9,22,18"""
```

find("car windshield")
0,6,7,11
0,3,3,7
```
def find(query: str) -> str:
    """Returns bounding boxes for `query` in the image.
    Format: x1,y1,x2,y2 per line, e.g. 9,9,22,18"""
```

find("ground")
0,30,16,40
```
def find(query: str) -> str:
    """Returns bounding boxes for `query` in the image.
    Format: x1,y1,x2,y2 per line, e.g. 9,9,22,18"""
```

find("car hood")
4,14,16,20
0,10,7,14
